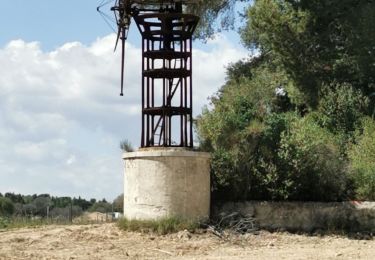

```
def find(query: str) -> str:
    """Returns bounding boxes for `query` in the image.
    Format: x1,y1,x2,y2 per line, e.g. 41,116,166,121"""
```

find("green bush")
317,83,369,155
209,113,294,201
195,0,375,202
349,118,375,200
210,112,299,201
205,109,353,202
318,83,368,134
120,139,134,152
0,197,15,216
0,217,9,229
278,116,351,201
244,112,299,200
210,149,237,196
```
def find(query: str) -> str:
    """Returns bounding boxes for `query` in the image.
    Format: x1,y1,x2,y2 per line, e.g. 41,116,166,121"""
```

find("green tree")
52,196,72,208
277,116,350,201
189,0,250,39
88,201,112,213
72,196,93,211
120,139,134,152
0,197,15,216
5,193,24,204
241,0,375,107
317,83,369,135
33,196,52,217
113,194,124,212
23,203,37,216
195,0,375,202
314,83,369,156
349,118,375,200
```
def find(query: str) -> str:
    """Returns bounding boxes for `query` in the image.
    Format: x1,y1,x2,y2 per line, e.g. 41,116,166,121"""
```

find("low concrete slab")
213,201,375,233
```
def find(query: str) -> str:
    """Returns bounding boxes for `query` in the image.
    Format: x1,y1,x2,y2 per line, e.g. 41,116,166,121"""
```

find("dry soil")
0,223,374,259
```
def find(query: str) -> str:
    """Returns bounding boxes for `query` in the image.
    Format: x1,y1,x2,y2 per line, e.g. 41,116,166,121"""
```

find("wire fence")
0,211,123,229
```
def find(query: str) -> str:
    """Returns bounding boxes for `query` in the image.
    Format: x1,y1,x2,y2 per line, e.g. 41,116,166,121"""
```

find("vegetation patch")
117,217,200,235
196,0,375,202
0,217,76,230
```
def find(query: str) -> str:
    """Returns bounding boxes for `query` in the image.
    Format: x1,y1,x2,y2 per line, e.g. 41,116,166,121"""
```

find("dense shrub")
349,118,375,200
278,116,351,201
210,149,236,196
88,201,112,213
0,197,15,216
0,217,9,229
209,112,352,202
241,112,299,201
209,112,295,201
316,83,369,156
196,0,375,202
317,83,369,135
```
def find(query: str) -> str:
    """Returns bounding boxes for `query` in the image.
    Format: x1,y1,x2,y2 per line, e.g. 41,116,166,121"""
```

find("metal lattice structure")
135,13,198,147
98,0,199,148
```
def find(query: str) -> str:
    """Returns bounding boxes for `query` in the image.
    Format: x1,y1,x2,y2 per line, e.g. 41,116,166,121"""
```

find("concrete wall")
123,148,210,221
213,201,375,233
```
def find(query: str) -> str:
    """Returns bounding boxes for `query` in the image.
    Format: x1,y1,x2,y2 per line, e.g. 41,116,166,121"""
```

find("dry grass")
117,217,200,235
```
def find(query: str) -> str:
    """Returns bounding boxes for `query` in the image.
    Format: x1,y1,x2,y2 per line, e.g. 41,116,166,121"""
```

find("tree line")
0,192,123,217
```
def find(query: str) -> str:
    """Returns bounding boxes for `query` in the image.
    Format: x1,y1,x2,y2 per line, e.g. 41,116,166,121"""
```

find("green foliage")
120,139,134,152
241,0,375,107
195,0,375,202
317,83,369,135
349,118,375,200
197,56,361,201
0,193,100,220
4,193,24,204
189,0,250,39
241,0,318,105
50,205,83,219
315,83,369,156
88,200,112,213
117,217,199,235
197,56,303,201
249,112,299,200
278,116,350,201
0,217,77,230
33,196,52,217
0,197,15,216
0,217,9,229
112,194,124,212
197,57,292,150
204,109,352,201
72,197,93,211
52,196,73,208
210,148,243,200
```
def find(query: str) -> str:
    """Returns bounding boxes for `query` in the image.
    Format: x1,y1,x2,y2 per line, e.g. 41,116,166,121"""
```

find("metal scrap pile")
206,212,258,239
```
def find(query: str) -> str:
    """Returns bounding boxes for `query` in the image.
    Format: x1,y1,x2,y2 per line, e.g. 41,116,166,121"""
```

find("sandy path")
0,223,374,259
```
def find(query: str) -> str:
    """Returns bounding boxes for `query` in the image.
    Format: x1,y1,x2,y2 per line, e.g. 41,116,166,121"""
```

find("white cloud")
0,33,247,200
193,34,248,111
66,154,76,165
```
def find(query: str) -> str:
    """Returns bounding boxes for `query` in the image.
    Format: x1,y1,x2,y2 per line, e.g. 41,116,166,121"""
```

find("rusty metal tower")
99,0,199,148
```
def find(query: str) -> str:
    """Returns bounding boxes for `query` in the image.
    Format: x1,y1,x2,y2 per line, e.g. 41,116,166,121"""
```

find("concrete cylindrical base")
122,148,211,221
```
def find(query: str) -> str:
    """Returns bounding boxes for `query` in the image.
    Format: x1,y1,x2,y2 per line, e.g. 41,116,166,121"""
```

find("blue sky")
0,1,248,201
0,0,245,50
0,0,112,50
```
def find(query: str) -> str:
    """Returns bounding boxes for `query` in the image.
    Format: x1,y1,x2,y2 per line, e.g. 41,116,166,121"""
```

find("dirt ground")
0,223,374,260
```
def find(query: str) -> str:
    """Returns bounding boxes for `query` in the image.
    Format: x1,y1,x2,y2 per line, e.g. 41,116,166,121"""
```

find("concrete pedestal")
122,148,211,221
